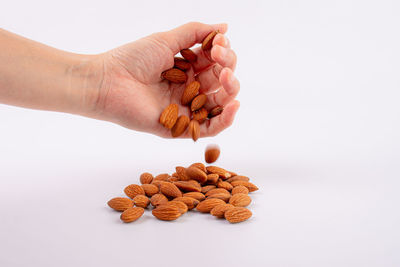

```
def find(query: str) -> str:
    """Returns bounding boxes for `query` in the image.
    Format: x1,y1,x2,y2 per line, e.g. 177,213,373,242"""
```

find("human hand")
92,22,240,138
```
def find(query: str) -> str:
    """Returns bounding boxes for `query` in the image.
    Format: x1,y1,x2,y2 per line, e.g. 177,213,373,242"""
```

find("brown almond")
228,171,238,177
183,192,206,201
207,192,231,202
171,172,178,178
150,193,168,207
188,120,200,141
205,188,230,197
175,166,190,181
201,185,216,194
206,166,231,179
140,172,153,184
124,184,145,199
217,180,233,191
202,31,218,50
133,195,150,208
151,180,164,188
171,115,190,137
174,57,191,71
231,185,249,195
208,106,223,119
120,207,144,223
205,144,220,163
191,94,207,111
226,176,250,183
210,203,235,218
173,197,199,210
159,104,179,129
167,176,179,182
192,108,208,123
166,201,188,214
229,193,251,207
154,173,170,181
230,181,259,192
181,81,200,105
189,162,207,173
141,184,159,197
152,205,181,221
160,182,183,198
206,174,219,184
173,180,201,192
185,166,207,183
107,197,133,211
161,68,187,83
180,48,197,62
225,207,252,223
196,198,225,213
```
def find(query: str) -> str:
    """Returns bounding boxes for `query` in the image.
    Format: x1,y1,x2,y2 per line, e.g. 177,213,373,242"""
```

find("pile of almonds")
159,31,223,141
107,145,258,223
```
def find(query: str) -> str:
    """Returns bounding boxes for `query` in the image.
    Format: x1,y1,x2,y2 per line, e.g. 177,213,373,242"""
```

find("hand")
92,22,240,138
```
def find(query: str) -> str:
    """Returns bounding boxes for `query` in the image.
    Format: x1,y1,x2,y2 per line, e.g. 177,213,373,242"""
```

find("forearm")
0,29,102,115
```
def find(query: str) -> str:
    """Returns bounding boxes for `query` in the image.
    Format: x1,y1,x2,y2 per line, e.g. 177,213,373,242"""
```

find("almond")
159,104,179,129
191,94,207,111
210,203,235,218
107,197,134,211
196,198,225,213
161,68,187,83
141,184,159,197
230,181,259,192
228,171,238,177
173,196,199,210
154,173,170,181
225,207,252,223
231,185,249,195
133,195,150,208
166,201,188,214
206,174,219,184
183,192,206,201
229,193,251,207
124,184,145,199
174,57,191,71
181,81,200,105
152,205,181,221
189,162,207,173
151,180,164,188
205,188,230,197
173,180,201,192
217,180,233,191
140,172,153,184
206,166,231,179
201,185,216,194
208,106,223,119
180,48,197,62
205,144,220,163
171,115,190,137
175,166,190,181
167,176,179,182
150,193,168,207
172,172,178,178
207,192,231,202
226,176,250,183
160,182,183,198
120,207,144,223
188,120,200,141
185,166,207,183
192,108,208,123
202,31,218,50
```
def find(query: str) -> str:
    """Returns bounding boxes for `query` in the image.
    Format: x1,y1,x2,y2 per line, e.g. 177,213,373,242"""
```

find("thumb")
155,22,228,54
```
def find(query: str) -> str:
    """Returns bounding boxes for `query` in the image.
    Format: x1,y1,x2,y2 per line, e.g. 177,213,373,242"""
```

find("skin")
0,22,240,138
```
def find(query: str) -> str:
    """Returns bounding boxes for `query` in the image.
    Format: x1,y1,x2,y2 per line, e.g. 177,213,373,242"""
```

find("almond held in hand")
205,144,220,163
180,48,197,62
208,106,223,119
192,108,208,124
181,81,200,105
161,68,187,83
188,120,200,141
171,115,190,137
202,31,218,50
191,94,207,111
174,57,191,71
159,104,179,129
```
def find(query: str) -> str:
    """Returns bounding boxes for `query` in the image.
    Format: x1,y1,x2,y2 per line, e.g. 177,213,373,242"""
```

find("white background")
1,0,399,266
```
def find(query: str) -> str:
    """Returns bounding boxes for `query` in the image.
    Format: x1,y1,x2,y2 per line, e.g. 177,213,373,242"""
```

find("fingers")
196,45,238,93
205,68,240,108
156,22,228,54
200,100,240,137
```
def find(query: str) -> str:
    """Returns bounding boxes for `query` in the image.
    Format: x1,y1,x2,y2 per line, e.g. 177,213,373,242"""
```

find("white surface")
1,0,400,266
